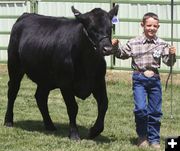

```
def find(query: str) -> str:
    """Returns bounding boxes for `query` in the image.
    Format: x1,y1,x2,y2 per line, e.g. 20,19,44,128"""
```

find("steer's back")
8,13,84,88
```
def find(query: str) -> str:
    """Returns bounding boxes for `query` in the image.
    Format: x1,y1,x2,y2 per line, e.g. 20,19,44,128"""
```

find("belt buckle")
143,70,155,78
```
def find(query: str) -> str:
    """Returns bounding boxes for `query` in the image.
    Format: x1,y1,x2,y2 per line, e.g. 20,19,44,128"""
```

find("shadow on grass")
129,137,138,146
14,120,115,143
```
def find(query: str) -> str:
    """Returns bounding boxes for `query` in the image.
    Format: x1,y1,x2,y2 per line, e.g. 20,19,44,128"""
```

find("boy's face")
141,17,160,39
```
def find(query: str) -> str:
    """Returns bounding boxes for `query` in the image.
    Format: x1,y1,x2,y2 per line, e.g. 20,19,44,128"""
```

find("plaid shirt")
114,34,176,70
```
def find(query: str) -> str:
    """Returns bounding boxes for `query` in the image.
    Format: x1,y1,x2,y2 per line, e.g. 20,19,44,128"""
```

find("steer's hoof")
88,126,103,139
69,128,80,141
69,133,80,141
4,121,13,127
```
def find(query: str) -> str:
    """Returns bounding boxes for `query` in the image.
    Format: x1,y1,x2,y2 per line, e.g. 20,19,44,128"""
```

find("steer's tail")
4,22,25,127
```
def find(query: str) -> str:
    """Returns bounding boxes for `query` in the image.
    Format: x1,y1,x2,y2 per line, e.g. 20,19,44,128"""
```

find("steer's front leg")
61,89,80,140
89,78,108,139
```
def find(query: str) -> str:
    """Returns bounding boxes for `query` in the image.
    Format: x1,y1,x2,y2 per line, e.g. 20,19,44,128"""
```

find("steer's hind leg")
61,89,80,140
35,86,56,131
89,78,108,139
4,56,24,127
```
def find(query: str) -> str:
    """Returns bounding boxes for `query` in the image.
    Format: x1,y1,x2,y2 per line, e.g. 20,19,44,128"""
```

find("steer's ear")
109,5,119,20
71,6,82,17
71,6,87,23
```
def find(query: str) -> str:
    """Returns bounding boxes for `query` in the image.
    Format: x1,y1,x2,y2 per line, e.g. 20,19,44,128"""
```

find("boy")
112,12,176,149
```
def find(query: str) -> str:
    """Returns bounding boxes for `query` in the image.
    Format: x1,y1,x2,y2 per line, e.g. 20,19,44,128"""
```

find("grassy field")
0,65,180,151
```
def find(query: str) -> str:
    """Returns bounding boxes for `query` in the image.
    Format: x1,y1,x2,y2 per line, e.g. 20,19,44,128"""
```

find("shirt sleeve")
162,44,176,66
113,41,132,59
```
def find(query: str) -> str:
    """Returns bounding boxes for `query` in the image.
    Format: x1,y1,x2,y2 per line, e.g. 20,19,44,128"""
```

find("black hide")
4,5,119,140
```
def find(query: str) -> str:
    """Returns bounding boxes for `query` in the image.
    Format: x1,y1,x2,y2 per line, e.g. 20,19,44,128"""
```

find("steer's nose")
103,46,113,52
103,46,113,55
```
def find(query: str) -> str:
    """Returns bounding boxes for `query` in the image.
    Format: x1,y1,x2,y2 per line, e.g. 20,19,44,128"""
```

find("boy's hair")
142,12,159,24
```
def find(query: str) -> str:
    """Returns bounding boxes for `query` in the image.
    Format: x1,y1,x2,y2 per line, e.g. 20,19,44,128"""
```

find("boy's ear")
141,22,144,27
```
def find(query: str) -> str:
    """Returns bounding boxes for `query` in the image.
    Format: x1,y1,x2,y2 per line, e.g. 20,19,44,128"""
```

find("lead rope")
83,28,97,50
83,28,110,51
165,0,174,119
170,0,174,119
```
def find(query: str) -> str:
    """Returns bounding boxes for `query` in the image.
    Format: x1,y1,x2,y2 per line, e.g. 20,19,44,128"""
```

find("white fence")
0,0,180,73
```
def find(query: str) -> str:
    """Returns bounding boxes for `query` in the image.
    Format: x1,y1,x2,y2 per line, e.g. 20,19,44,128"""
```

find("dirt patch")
0,64,8,74
106,70,132,84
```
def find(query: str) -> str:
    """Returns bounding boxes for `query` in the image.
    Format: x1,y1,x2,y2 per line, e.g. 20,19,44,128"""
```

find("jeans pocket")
132,72,141,81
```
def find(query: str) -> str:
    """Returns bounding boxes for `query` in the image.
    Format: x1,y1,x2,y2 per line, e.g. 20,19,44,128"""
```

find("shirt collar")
142,34,158,44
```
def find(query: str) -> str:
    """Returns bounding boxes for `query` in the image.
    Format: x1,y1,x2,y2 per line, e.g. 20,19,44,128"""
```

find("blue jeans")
132,72,163,144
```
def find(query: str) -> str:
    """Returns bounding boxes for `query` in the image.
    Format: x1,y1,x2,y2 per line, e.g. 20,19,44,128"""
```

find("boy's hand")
112,39,119,46
169,46,176,54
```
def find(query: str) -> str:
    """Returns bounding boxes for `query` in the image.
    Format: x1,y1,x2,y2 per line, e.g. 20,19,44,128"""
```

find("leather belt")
134,69,159,78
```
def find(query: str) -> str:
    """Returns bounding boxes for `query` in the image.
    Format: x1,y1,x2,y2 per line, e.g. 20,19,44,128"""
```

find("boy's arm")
111,39,132,59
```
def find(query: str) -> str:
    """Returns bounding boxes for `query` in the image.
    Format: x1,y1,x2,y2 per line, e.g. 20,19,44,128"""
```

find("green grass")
0,70,180,151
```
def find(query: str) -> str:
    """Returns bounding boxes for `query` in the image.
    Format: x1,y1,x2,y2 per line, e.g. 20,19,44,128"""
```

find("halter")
83,28,109,50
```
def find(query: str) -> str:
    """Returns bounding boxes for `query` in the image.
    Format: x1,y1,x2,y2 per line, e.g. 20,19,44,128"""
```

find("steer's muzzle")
103,45,113,56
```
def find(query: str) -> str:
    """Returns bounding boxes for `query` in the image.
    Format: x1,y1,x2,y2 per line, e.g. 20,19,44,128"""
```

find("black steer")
4,5,119,140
